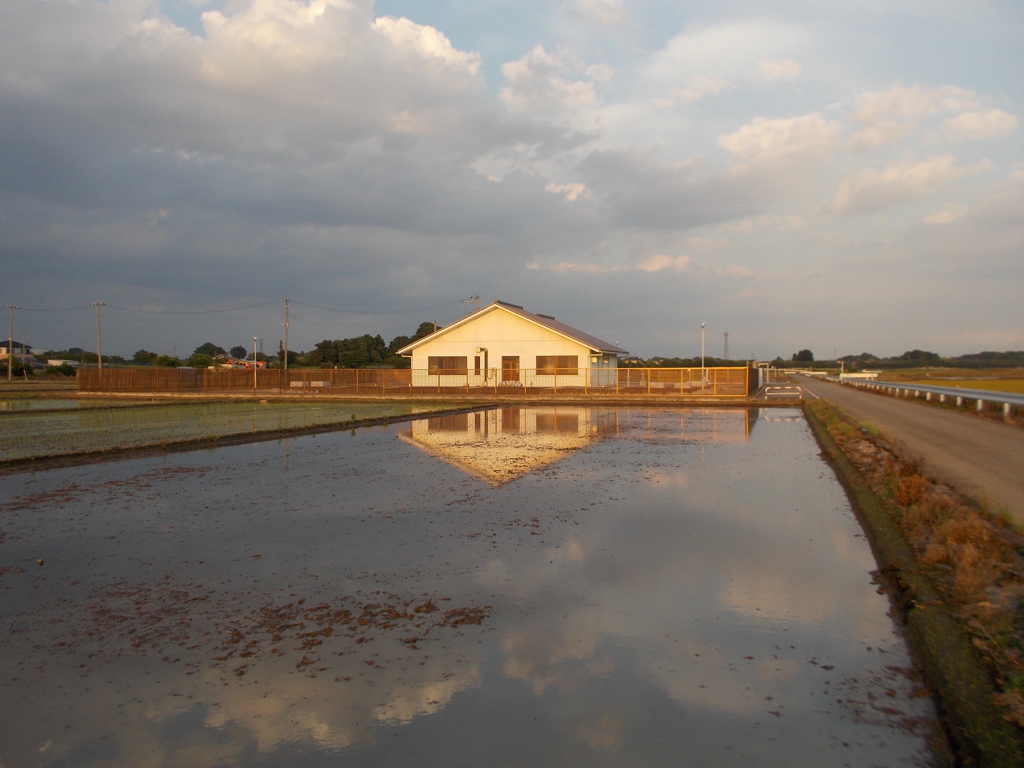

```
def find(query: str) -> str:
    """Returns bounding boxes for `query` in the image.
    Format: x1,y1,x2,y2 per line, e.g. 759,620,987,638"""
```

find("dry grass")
809,398,1024,728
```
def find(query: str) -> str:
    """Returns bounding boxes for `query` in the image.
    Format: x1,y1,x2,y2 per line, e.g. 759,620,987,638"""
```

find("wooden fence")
79,366,757,397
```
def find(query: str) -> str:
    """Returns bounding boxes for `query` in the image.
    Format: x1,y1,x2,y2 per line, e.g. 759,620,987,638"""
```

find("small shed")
397,300,627,387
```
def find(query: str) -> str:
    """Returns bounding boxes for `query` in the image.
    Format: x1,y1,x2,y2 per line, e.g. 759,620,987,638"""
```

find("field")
0,400,453,462
879,367,1024,394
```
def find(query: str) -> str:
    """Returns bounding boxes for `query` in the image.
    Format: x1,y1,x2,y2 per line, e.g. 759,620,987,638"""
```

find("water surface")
0,407,938,767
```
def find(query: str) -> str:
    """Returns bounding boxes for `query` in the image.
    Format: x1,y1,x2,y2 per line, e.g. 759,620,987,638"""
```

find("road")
797,376,1024,526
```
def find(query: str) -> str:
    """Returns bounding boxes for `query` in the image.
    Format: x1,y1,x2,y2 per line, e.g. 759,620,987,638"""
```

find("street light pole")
281,298,289,372
6,305,18,381
253,336,258,394
90,302,105,378
700,321,706,387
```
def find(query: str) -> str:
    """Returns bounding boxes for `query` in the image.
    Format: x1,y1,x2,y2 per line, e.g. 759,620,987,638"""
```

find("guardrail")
835,377,1022,417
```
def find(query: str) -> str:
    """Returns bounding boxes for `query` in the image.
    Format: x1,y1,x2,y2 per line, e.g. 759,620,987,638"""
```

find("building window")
536,355,579,375
427,356,468,375
536,413,579,433
474,355,481,375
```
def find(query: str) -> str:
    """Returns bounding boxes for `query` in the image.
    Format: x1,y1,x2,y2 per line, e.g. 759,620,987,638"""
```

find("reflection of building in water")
616,408,760,444
401,408,763,485
400,407,617,486
757,407,803,423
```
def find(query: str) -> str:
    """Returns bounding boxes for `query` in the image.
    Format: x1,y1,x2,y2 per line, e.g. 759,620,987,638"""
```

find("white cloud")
718,113,841,162
636,254,693,272
673,75,731,104
924,206,968,224
372,16,482,74
827,155,992,215
757,58,800,81
500,45,600,116
849,84,981,150
527,261,625,274
545,181,593,201
941,109,1017,142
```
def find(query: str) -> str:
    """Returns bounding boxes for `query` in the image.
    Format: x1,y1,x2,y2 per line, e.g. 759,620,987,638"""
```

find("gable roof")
397,300,627,356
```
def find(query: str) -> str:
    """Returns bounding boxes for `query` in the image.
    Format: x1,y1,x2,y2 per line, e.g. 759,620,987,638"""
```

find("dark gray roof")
492,301,627,355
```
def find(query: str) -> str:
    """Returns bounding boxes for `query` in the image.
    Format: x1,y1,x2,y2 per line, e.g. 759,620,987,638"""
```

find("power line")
105,301,278,315
290,299,468,315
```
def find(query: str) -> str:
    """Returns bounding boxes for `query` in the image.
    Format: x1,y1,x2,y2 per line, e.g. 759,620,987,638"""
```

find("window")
536,355,579,375
427,356,468,375
536,413,579,433
474,355,481,375
428,413,469,431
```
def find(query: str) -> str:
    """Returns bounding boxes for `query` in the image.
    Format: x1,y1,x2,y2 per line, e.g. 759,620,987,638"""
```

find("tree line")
21,331,1024,374
32,322,437,371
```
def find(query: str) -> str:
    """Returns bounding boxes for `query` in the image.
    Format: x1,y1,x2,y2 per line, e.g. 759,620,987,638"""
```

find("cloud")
941,109,1017,142
544,181,593,201
672,75,731,104
718,113,841,162
757,58,800,81
826,155,992,215
527,261,625,274
925,206,968,224
500,45,600,116
849,84,981,150
636,254,693,272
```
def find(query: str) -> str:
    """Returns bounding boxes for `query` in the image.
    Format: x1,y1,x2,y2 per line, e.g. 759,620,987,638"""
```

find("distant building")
0,340,34,364
397,300,626,386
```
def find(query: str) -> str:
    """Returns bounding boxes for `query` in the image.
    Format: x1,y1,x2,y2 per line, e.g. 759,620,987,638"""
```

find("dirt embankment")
805,399,1024,767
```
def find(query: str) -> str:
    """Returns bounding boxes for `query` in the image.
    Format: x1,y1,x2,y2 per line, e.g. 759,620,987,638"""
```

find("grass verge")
805,398,1024,767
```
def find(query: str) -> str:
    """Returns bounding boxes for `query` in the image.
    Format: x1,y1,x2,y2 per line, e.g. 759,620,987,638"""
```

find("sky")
2,0,1022,361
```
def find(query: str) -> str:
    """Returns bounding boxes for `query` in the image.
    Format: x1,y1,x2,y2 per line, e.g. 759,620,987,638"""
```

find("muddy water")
0,407,938,767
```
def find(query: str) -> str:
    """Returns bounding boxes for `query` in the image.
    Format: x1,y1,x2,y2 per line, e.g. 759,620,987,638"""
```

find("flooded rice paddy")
0,407,939,767
0,400,441,462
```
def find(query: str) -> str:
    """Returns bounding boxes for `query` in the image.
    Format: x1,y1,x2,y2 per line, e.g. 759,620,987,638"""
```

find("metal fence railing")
79,366,756,397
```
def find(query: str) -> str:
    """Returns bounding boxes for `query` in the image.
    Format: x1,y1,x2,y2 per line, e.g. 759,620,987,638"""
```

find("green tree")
156,355,182,367
413,321,436,340
133,349,159,365
187,353,215,368
791,349,814,362
898,349,940,363
194,342,227,357
229,345,248,359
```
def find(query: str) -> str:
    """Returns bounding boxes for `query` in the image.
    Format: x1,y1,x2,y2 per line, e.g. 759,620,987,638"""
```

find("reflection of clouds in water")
501,612,612,695
2,636,488,766
573,711,627,752
637,468,691,488
374,665,482,724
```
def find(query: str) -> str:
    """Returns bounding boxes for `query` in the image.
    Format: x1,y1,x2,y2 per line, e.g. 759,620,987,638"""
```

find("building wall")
409,309,612,386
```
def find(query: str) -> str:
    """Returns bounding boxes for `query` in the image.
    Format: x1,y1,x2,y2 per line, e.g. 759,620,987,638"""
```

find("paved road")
797,376,1024,525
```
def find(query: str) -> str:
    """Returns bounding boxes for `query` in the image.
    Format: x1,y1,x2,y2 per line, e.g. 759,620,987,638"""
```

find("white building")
0,340,34,364
397,300,627,388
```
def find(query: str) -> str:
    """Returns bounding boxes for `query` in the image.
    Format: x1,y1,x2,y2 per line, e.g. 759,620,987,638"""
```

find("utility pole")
282,298,290,371
700,322,706,386
6,305,18,381
723,331,729,362
90,301,105,376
